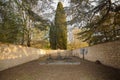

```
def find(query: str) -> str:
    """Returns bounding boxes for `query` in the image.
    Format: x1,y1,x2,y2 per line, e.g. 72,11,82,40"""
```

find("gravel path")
0,57,120,80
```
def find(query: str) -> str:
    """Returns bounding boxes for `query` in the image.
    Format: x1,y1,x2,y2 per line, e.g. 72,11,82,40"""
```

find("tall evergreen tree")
49,2,67,49
49,23,56,49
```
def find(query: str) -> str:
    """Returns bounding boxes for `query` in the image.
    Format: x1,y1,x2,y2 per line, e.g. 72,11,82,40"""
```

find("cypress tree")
49,2,67,49
49,23,56,49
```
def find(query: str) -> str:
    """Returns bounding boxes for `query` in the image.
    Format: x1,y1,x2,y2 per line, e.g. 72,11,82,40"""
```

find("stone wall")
0,40,120,71
72,41,120,69
0,44,44,71
45,50,72,59
0,44,71,71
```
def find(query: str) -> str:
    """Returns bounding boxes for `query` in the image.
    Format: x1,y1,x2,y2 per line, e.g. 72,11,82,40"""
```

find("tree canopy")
68,0,120,45
0,0,49,46
0,0,119,47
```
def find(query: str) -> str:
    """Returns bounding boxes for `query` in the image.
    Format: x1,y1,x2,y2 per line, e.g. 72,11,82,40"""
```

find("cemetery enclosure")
72,40,120,69
0,40,120,71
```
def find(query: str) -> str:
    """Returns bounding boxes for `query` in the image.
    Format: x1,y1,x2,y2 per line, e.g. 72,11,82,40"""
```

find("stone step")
39,61,81,65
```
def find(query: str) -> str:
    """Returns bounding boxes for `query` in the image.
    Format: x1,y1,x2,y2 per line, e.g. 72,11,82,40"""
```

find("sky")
34,0,70,20
52,0,70,8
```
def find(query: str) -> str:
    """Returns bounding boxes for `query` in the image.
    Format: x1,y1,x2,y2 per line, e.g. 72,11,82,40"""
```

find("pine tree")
49,2,67,49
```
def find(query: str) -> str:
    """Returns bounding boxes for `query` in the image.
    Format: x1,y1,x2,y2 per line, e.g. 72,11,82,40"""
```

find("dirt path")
0,57,120,80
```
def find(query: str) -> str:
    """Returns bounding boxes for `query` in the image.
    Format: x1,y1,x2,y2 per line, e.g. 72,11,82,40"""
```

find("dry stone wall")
0,44,43,71
72,41,120,69
0,44,70,71
45,50,72,59
0,40,120,71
